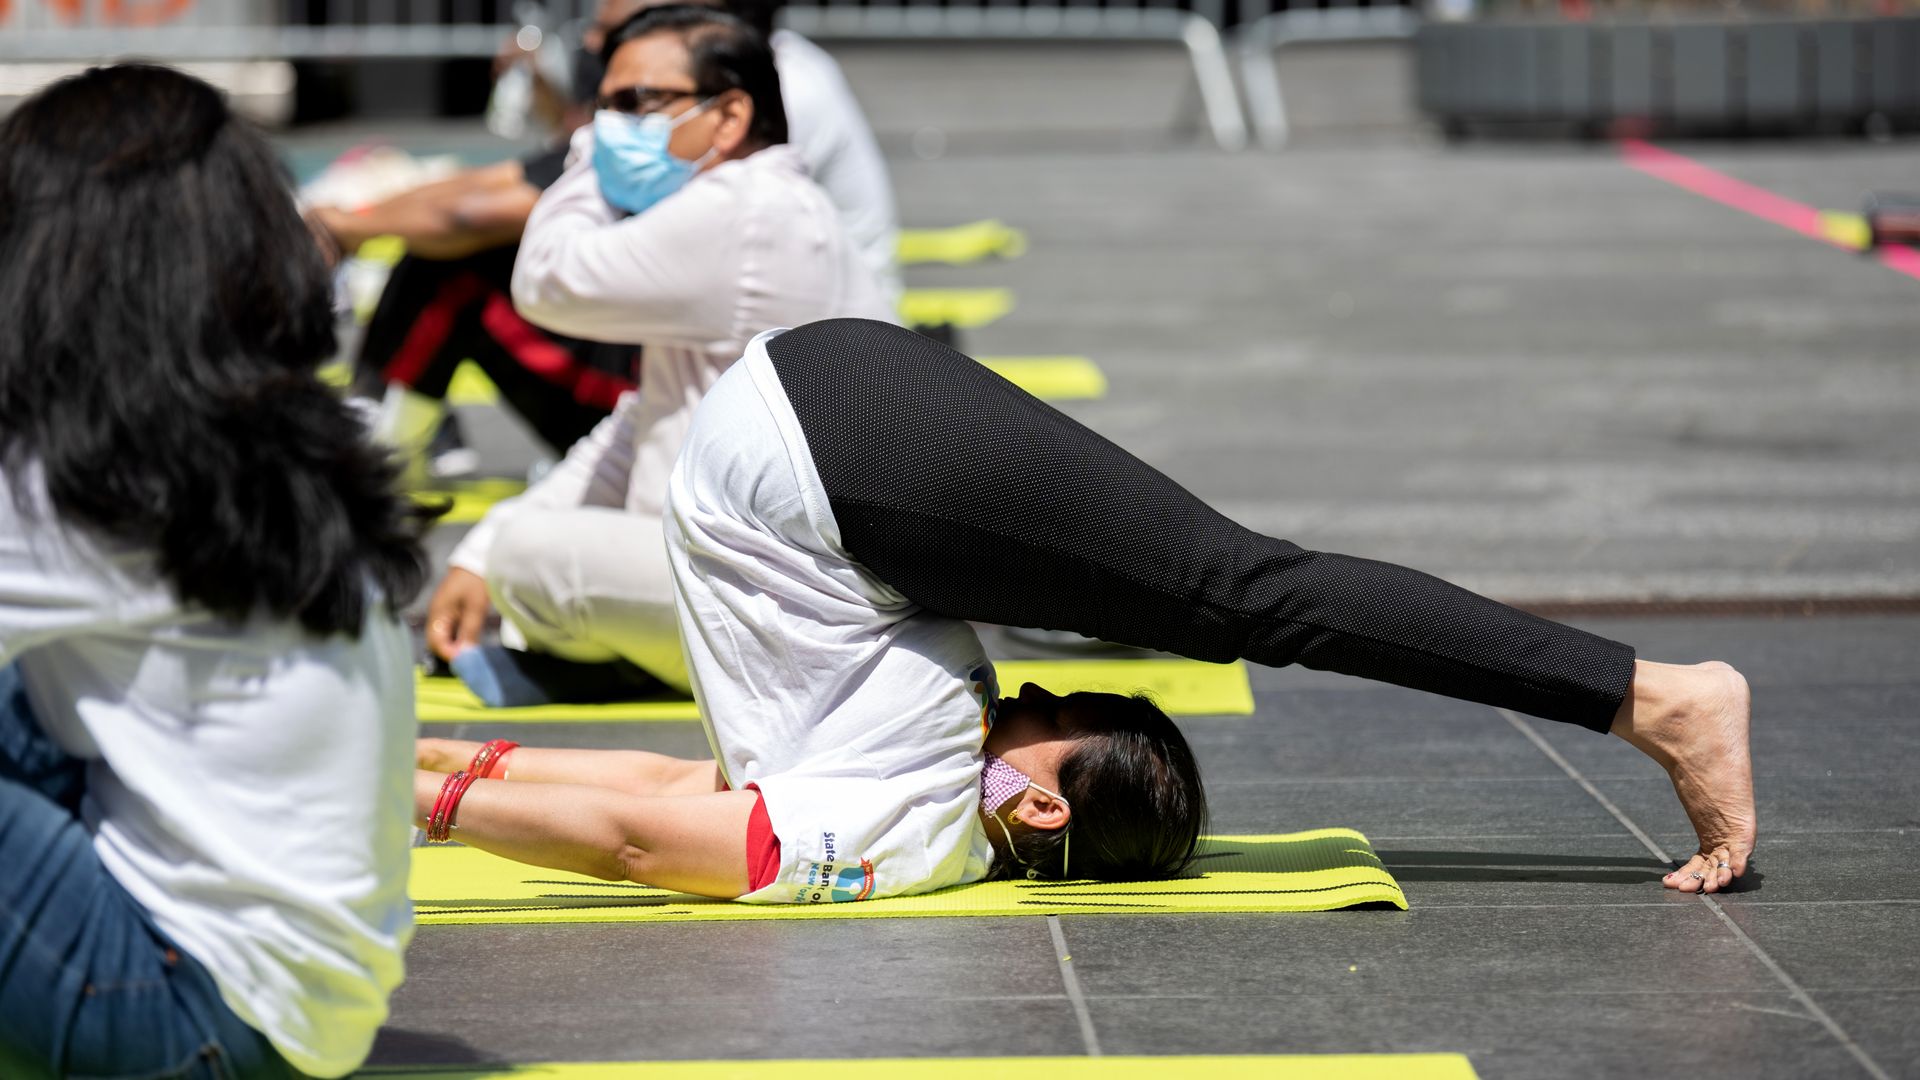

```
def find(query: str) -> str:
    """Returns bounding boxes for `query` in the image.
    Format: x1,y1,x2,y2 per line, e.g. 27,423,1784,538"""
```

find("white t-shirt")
773,30,902,305
666,331,995,903
0,465,416,1078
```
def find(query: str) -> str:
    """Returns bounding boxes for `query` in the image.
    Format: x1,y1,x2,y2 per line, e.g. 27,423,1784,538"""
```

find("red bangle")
427,770,481,843
468,739,520,780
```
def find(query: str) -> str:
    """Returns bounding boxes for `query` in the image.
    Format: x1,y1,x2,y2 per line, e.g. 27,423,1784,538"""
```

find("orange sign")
3,0,196,25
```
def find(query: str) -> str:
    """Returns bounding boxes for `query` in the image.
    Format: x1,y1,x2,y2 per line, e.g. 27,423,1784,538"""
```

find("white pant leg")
483,506,691,693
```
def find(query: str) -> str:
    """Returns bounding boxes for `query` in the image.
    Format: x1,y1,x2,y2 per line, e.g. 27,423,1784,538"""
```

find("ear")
1013,787,1071,832
710,89,753,156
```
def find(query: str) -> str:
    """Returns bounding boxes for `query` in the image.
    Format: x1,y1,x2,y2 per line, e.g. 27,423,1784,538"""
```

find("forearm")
416,738,720,795
315,163,536,259
414,770,753,897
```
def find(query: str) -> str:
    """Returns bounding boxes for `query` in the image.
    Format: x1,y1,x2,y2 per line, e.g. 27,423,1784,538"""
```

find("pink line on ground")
1618,137,1920,283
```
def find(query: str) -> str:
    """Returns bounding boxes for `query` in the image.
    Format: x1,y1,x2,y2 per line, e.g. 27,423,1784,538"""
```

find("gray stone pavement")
373,615,1920,1079
272,39,1920,1078
288,43,1920,606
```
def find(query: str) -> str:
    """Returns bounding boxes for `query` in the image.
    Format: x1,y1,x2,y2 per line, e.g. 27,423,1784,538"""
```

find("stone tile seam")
1047,915,1102,1057
1497,708,1893,1080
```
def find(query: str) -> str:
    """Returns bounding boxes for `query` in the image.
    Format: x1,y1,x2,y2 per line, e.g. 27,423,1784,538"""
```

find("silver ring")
1689,871,1704,881
1716,861,1730,870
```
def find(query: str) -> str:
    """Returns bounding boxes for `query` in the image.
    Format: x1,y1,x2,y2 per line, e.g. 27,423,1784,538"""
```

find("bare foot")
1609,660,1755,894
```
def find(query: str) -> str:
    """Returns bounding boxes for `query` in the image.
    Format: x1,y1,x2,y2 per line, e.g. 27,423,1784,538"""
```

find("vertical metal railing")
1234,0,1421,150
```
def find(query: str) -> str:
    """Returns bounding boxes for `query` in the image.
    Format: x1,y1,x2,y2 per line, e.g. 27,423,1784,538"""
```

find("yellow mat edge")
360,1053,1476,1079
411,828,1406,926
417,660,1252,724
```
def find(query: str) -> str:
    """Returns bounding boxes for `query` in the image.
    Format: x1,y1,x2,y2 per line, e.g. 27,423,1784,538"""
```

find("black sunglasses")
595,85,701,116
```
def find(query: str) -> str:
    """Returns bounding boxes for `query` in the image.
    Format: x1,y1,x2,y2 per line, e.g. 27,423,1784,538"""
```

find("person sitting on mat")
313,14,632,473
410,318,1754,902
426,5,895,708
324,0,901,477
0,66,432,1078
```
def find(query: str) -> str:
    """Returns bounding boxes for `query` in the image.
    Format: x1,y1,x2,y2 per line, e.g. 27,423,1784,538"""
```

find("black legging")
767,319,1635,733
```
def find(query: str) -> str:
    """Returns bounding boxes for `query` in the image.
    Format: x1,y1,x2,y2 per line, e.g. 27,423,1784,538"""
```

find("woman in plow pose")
418,319,1753,903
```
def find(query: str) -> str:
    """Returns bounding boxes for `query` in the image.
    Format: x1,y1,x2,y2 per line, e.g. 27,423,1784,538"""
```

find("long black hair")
0,64,434,637
987,692,1208,883
603,4,789,147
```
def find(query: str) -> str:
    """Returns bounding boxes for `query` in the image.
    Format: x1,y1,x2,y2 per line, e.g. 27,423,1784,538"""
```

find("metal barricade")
1235,0,1419,150
0,0,1251,148
779,0,1249,151
0,0,1247,149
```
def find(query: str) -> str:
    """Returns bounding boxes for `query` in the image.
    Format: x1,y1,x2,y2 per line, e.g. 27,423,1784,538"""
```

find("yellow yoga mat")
415,658,1252,724
447,360,501,406
365,1054,1477,1080
438,356,1101,407
900,288,1014,330
1819,210,1871,251
413,478,527,526
896,219,1029,266
980,357,1107,401
410,829,1404,925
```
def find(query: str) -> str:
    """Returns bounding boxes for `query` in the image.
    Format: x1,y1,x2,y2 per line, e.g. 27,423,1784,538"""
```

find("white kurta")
451,134,895,581
774,30,902,303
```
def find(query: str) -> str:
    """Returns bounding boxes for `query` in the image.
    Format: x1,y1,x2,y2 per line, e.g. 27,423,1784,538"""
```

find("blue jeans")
0,667,298,1080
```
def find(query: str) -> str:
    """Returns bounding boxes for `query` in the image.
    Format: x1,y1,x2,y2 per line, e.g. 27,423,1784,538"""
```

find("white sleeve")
511,128,740,345
774,34,900,299
447,391,643,578
0,475,166,664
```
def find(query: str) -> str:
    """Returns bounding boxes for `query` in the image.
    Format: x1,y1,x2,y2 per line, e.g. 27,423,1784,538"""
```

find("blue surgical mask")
591,101,716,215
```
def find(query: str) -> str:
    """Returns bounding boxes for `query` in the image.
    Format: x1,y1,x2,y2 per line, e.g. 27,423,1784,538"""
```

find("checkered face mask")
981,753,1072,879
980,752,1031,814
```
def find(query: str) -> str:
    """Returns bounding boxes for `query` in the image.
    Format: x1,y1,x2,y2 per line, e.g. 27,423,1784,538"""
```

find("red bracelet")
426,770,481,844
467,739,520,780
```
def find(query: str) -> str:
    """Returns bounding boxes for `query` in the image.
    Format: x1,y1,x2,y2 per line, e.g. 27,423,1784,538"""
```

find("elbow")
607,843,655,885
509,274,562,333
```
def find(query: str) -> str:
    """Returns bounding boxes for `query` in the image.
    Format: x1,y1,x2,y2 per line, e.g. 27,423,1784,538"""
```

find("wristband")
468,739,520,780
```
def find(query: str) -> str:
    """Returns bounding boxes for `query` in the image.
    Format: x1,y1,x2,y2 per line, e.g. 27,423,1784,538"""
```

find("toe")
1710,847,1736,891
1667,852,1712,892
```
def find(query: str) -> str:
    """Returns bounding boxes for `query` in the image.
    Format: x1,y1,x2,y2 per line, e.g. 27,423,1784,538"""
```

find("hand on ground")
427,568,490,662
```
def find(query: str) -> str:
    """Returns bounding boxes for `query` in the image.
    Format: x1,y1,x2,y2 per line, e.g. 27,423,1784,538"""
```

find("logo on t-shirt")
969,663,1000,737
792,831,876,903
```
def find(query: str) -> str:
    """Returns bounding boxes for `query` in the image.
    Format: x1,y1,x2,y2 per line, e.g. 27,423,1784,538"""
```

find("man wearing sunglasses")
427,4,896,708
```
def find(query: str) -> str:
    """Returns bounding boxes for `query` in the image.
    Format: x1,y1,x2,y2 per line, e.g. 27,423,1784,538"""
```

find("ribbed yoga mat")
410,828,1403,925
365,1055,1476,1080
979,356,1107,400
414,658,1253,724
896,219,1029,265
898,287,1013,329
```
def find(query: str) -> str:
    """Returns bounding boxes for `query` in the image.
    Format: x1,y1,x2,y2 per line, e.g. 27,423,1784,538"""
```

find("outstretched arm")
415,770,755,899
417,737,723,797
310,160,541,261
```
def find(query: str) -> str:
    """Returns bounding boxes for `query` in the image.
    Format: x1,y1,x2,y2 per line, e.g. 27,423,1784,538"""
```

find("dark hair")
987,692,1208,883
0,64,435,637
602,5,789,148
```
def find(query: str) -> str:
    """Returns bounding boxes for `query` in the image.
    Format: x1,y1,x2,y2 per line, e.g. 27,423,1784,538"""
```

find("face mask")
591,101,716,215
980,753,1031,815
981,753,1072,879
